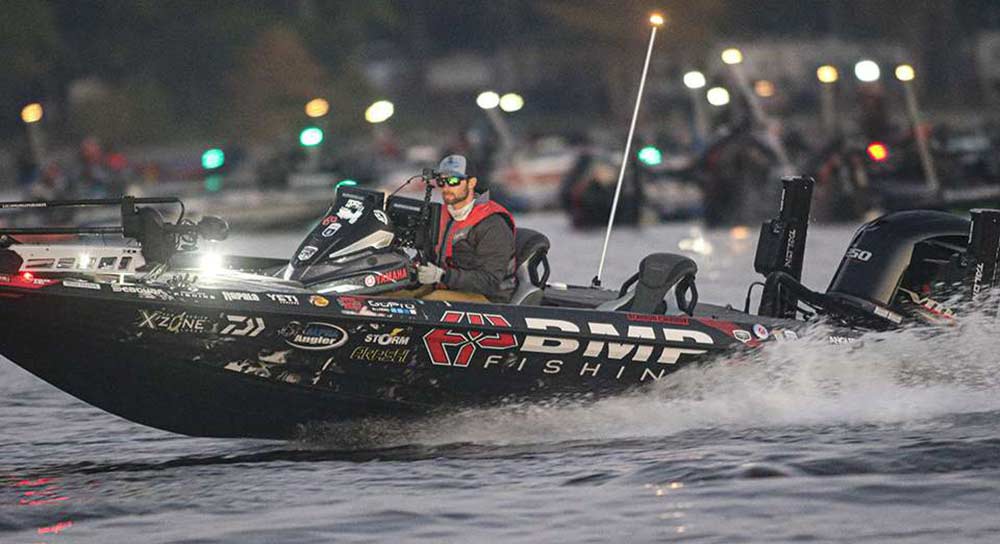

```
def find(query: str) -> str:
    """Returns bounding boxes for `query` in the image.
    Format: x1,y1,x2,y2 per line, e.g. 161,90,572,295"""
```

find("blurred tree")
0,0,58,138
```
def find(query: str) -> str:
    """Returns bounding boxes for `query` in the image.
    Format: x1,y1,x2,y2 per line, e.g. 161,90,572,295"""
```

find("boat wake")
303,312,1000,449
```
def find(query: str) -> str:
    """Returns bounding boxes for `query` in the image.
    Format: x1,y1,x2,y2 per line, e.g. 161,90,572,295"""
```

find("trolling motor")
754,176,814,318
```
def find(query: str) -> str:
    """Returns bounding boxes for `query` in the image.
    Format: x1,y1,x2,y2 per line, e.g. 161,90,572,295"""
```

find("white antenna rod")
593,13,664,287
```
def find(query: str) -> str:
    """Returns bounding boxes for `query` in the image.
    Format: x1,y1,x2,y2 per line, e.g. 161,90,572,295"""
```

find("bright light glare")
199,252,225,275
854,60,881,82
299,127,324,147
78,254,91,269
21,103,43,123
683,71,706,89
476,91,500,110
866,142,889,162
895,64,915,82
706,87,730,106
649,13,665,26
637,146,663,166
816,65,839,83
721,48,743,65
365,100,394,123
304,98,330,118
499,93,524,112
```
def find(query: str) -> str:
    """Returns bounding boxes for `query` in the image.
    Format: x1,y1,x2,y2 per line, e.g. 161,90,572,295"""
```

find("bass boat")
1,176,997,439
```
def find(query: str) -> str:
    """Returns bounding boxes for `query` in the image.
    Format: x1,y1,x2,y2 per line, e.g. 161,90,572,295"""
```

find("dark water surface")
3,218,999,543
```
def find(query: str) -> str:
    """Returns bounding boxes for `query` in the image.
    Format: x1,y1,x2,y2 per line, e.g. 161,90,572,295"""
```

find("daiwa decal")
220,315,265,337
137,310,211,334
280,321,348,350
423,311,518,367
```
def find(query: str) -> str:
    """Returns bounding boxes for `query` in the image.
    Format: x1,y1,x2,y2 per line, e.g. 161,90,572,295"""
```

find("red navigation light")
20,271,34,282
866,142,889,162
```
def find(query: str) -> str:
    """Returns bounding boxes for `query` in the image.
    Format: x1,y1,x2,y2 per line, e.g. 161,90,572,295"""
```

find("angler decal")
222,291,260,302
137,310,211,334
423,311,517,367
220,315,265,337
266,293,300,305
279,321,348,350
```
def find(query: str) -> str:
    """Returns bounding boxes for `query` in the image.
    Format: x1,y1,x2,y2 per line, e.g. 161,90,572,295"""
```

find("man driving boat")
415,155,516,303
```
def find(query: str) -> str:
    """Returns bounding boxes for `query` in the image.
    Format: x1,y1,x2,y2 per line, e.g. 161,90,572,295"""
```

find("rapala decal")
279,321,348,350
222,291,261,302
423,311,517,367
137,310,212,334
220,315,265,337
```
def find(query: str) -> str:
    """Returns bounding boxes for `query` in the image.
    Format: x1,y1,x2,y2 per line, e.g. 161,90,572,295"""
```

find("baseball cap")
437,154,468,177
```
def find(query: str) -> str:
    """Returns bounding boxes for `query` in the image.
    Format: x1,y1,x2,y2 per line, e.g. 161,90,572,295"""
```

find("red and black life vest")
436,200,516,267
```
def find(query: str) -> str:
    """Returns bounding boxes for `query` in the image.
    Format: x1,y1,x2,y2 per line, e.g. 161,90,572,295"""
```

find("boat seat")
596,253,698,315
510,228,550,305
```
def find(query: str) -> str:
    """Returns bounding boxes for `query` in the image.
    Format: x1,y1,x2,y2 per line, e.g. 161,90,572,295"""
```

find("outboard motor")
282,187,415,295
825,210,970,324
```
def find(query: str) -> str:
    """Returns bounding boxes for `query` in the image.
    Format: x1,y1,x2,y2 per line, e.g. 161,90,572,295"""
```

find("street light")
299,126,324,147
816,65,839,84
364,100,394,124
854,60,881,82
499,93,524,112
683,71,706,89
706,87,730,106
754,80,775,98
21,103,43,124
304,98,330,118
895,64,915,82
476,91,500,110
649,13,665,26
721,48,743,65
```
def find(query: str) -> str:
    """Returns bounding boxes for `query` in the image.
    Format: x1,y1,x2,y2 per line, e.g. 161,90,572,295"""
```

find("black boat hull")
0,276,797,439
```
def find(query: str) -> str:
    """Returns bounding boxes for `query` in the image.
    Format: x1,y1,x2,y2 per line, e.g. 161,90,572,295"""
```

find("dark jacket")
437,195,516,302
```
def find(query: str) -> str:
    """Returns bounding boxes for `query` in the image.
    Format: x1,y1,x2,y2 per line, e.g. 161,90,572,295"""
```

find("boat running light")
866,142,889,162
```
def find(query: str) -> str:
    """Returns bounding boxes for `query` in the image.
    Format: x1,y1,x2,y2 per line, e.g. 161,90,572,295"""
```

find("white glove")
417,263,446,285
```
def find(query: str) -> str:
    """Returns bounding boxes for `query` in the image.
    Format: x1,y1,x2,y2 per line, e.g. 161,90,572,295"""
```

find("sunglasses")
435,175,467,187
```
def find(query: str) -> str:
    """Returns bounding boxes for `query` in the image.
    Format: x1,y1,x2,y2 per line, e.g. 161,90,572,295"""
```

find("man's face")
441,176,476,206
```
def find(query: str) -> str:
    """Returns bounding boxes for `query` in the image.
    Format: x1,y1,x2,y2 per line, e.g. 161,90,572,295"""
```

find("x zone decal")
422,311,518,367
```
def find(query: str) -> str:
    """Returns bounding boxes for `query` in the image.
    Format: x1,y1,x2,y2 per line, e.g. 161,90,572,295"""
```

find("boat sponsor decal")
423,311,518,367
297,246,318,262
364,327,410,346
220,315,265,337
222,291,260,302
337,200,365,224
828,335,858,345
350,346,410,364
223,349,316,384
898,287,956,323
279,321,348,350
625,313,690,325
321,223,342,237
0,273,60,288
308,295,330,308
266,293,300,305
337,296,366,312
363,267,409,288
174,289,216,301
321,214,338,226
752,324,769,339
368,299,418,316
62,279,102,290
111,283,175,301
521,318,716,365
373,210,389,224
336,296,421,318
733,329,752,343
136,310,212,334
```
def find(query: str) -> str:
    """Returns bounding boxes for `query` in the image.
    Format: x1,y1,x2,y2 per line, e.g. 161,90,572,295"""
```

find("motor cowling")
825,210,969,316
